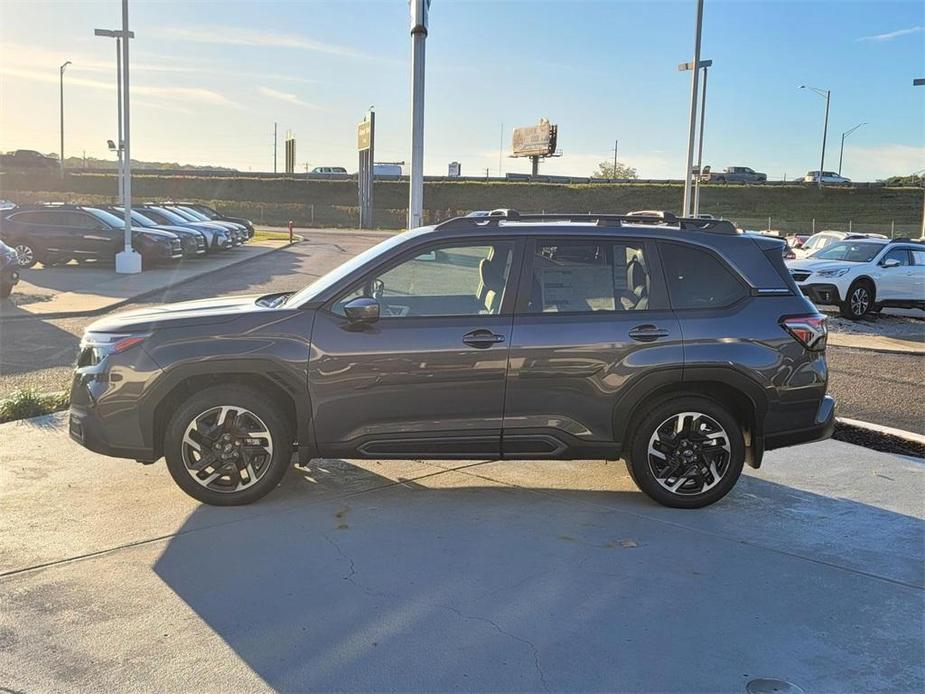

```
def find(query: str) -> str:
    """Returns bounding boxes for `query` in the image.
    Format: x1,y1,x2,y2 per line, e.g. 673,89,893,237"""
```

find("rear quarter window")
659,243,748,310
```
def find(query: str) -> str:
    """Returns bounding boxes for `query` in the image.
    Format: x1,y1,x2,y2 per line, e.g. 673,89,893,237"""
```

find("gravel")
822,308,925,339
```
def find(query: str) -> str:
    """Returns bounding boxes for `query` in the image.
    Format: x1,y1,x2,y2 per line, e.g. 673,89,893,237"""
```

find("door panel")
502,238,682,453
308,238,522,458
877,248,913,301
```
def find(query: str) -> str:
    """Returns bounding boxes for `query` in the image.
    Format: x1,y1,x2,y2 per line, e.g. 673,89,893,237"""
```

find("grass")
0,388,69,424
252,229,294,242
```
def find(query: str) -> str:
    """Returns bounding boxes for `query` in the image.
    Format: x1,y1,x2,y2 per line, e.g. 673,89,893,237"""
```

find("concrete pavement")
0,240,290,319
0,413,922,692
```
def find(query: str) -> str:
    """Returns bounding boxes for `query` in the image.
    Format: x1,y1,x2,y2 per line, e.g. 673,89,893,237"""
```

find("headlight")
815,268,851,278
78,332,149,366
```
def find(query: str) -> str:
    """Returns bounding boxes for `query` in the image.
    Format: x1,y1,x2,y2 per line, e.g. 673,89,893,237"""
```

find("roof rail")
435,211,739,235
888,237,924,244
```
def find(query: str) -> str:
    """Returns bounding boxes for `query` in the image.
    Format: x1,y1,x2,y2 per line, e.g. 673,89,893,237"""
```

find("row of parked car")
783,230,925,319
0,202,255,273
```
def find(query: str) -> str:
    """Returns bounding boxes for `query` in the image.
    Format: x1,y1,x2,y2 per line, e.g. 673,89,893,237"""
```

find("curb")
0,240,299,322
827,334,925,356
836,416,925,445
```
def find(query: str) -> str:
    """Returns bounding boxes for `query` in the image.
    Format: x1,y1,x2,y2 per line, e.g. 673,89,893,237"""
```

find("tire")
0,281,12,298
839,280,874,320
12,243,37,268
163,385,293,506
626,396,745,509
869,304,883,314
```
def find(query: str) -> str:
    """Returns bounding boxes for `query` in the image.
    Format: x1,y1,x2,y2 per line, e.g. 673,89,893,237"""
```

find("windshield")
177,206,209,221
147,206,191,225
164,207,198,221
84,207,127,228
811,241,883,262
288,230,421,306
114,209,158,227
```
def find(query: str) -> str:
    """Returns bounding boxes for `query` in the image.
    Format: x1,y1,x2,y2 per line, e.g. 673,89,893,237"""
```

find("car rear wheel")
840,281,873,320
164,385,293,505
13,243,37,268
627,396,745,509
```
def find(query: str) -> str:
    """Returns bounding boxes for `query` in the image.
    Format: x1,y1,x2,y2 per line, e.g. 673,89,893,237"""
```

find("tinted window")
659,243,746,309
83,208,125,228
526,240,650,313
333,241,515,318
61,211,99,229
881,248,911,266
813,241,882,262
911,250,925,266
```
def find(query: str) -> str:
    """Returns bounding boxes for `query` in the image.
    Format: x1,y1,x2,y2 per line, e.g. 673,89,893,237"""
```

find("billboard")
512,118,558,158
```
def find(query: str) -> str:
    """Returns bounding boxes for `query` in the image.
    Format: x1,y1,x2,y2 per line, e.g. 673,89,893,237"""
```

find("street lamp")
914,79,924,237
59,60,71,176
94,28,134,205
679,58,712,215
408,0,431,230
681,0,705,217
837,122,866,177
800,85,831,189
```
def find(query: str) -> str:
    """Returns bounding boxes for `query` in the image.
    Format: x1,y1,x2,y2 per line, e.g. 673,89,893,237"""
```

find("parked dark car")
161,205,247,245
102,207,206,259
69,212,834,509
174,202,255,239
0,205,182,268
0,240,20,298
137,206,233,252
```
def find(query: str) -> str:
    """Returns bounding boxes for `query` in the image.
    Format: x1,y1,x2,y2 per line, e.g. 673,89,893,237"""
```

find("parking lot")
1,409,922,692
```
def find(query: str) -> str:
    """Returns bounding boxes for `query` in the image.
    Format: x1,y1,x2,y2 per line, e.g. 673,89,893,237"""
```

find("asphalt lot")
0,412,922,692
1,230,923,433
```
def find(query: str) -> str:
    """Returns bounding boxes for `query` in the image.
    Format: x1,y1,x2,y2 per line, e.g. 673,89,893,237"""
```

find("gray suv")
69,212,834,509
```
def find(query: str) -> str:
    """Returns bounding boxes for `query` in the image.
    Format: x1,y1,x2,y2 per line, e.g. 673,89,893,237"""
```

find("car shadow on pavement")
152,459,924,693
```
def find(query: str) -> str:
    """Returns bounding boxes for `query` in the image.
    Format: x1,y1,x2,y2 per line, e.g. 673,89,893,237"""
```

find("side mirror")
344,297,380,324
881,258,901,268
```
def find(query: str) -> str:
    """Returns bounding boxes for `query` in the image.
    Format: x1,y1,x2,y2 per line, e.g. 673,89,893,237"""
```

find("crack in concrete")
440,604,551,693
321,533,387,599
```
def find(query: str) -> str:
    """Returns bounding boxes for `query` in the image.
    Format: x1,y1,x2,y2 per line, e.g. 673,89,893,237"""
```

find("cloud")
842,144,925,179
153,26,377,61
257,86,320,109
857,26,923,42
2,66,235,106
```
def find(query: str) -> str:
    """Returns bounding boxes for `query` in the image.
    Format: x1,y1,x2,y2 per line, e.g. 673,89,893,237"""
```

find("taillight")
781,315,827,351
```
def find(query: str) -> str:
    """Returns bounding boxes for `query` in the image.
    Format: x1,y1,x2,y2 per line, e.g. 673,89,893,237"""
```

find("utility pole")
837,122,866,177
498,122,504,177
59,60,71,176
612,139,618,179
915,79,924,237
408,0,430,229
273,122,278,174
800,85,830,189
115,0,140,273
681,0,704,217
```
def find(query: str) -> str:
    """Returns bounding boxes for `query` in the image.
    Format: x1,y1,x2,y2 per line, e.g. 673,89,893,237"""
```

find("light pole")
59,60,71,176
915,79,924,237
679,58,712,215
94,28,134,204
837,122,866,177
408,0,431,230
800,85,831,189
681,0,704,217
612,139,618,179
115,0,140,273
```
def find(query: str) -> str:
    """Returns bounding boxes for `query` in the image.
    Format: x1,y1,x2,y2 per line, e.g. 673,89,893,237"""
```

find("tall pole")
682,0,704,217
59,61,70,176
837,122,866,177
116,37,124,205
693,64,709,215
115,0,140,273
498,122,504,177
613,139,618,179
818,90,830,189
408,0,429,230
915,80,924,238
273,122,278,174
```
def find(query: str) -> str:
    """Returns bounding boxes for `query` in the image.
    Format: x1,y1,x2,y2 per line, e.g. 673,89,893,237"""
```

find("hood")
785,258,859,272
87,294,275,333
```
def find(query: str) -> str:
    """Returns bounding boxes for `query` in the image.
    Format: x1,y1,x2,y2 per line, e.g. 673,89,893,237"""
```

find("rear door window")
659,243,747,310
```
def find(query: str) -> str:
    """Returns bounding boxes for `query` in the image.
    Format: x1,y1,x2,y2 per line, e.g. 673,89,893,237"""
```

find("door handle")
628,324,670,342
462,330,505,348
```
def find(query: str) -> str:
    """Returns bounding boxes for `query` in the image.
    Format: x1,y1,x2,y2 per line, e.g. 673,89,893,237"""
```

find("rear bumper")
765,395,836,450
799,283,842,305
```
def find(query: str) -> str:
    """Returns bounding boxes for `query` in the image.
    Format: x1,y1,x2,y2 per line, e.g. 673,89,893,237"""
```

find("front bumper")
765,394,836,450
799,283,842,305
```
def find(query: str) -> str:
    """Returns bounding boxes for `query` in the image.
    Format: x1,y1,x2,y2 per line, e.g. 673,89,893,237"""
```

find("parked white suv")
803,171,851,185
786,238,925,319
791,230,887,259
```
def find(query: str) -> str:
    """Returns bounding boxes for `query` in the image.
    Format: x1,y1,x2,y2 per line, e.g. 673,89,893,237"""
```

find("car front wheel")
840,281,873,320
627,396,745,509
164,385,293,505
13,243,37,268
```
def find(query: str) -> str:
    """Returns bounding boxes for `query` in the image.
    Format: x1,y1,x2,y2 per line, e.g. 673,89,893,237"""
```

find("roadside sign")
448,161,461,177
357,119,371,151
512,119,558,158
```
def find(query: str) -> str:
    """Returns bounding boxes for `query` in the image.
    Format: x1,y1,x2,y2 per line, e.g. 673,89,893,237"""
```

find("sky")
1,0,923,181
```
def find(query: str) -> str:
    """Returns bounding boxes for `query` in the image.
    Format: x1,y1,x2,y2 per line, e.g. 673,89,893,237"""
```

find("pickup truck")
0,150,58,171
699,166,767,184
